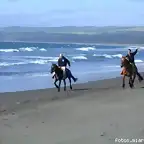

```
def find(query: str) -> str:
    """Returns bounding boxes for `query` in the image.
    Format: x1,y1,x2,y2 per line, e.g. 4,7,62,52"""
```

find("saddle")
60,67,67,79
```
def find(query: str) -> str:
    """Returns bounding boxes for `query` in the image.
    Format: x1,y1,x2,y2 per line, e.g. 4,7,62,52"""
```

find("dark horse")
121,56,136,88
51,64,75,92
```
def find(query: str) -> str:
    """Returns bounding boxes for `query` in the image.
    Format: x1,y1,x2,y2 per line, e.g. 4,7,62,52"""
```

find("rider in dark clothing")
57,54,77,82
126,48,143,82
58,55,71,67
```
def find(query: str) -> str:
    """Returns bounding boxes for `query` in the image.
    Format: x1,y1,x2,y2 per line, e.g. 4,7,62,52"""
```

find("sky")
0,0,144,26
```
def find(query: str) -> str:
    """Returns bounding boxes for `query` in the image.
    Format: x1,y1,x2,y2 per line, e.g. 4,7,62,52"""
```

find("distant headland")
1,26,144,44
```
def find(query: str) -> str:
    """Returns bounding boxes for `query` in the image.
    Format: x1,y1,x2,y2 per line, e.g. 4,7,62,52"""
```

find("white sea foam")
19,47,37,52
29,60,48,65
0,60,49,67
135,59,143,63
72,56,87,60
39,48,47,51
0,62,26,66
125,46,144,50
0,47,47,53
0,49,19,52
93,54,122,58
76,47,96,51
0,54,143,68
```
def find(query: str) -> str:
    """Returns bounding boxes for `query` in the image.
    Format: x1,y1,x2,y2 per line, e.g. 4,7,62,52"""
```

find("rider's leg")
71,74,77,82
137,71,143,81
61,66,66,78
135,64,143,81
69,71,78,82
52,72,55,79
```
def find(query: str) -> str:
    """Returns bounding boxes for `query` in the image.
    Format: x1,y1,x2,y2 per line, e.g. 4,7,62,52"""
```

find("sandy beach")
0,73,144,144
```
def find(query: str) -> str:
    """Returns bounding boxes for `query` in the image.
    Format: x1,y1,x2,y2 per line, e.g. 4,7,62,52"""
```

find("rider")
57,53,78,82
126,48,143,82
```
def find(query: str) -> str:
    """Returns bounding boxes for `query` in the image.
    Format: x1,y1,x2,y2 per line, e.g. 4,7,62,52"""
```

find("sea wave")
0,47,47,52
93,54,122,59
0,60,48,67
0,57,59,67
125,46,144,50
0,54,143,67
76,46,144,52
0,71,50,77
135,59,143,63
75,47,130,52
75,47,96,51
72,56,87,60
0,62,25,67
0,49,19,52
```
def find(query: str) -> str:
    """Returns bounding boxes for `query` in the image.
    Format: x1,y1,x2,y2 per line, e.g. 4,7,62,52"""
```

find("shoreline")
0,73,143,114
1,41,144,47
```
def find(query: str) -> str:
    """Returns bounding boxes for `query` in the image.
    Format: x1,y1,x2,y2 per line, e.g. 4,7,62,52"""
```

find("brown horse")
121,56,136,88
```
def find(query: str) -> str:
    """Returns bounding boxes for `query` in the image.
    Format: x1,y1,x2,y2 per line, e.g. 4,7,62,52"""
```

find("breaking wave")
72,56,87,60
93,54,122,59
135,59,143,63
0,54,143,67
75,47,96,51
1,46,144,53
0,47,47,52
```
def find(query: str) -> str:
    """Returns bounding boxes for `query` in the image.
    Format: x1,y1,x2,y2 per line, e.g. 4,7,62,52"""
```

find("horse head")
121,56,130,67
121,56,125,63
50,63,57,74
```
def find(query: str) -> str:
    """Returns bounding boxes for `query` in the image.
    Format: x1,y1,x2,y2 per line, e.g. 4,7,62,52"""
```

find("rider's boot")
74,78,78,82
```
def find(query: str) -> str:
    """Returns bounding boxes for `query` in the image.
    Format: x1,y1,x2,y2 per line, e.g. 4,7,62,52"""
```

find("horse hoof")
58,89,60,92
130,84,134,89
64,88,66,91
122,84,125,89
70,86,72,90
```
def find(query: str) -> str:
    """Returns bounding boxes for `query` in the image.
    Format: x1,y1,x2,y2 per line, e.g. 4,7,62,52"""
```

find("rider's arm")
65,57,71,67
132,49,138,56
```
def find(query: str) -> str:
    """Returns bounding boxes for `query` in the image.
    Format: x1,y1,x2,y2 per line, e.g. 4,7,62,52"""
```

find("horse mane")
52,63,58,66
121,56,129,61
121,56,130,68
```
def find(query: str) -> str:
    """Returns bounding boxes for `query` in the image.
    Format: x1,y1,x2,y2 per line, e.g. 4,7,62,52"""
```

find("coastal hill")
0,26,144,44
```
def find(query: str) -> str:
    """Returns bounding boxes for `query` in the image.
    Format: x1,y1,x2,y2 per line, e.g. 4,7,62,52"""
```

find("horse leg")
63,79,66,91
58,80,61,92
131,66,136,86
122,75,125,88
129,72,136,89
132,73,136,84
54,79,59,89
68,77,72,90
129,76,133,88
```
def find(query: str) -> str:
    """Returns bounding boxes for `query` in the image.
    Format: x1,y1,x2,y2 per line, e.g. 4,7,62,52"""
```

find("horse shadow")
72,88,91,91
52,87,92,101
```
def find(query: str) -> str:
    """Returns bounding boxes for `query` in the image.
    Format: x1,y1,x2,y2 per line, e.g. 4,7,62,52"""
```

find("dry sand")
0,74,144,144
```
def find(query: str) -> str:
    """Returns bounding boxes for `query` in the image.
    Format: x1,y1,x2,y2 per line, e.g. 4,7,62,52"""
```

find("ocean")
0,42,144,92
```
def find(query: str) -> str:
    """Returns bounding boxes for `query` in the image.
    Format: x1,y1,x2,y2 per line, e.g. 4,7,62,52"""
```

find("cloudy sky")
0,0,143,26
